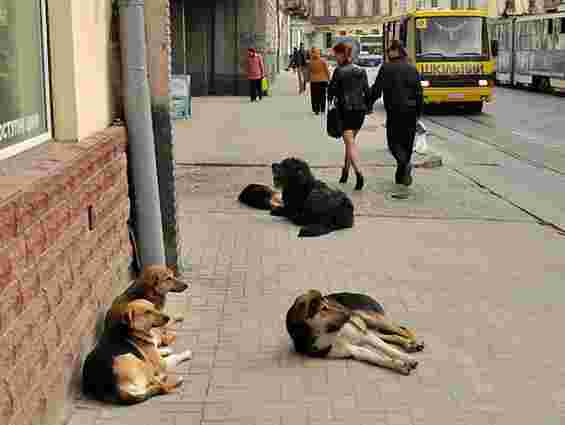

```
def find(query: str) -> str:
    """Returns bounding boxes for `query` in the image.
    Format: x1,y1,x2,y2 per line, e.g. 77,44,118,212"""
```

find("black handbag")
326,98,343,139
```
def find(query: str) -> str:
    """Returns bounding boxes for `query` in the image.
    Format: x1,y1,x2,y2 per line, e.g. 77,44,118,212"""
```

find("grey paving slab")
174,72,412,167
67,70,565,425
176,164,534,223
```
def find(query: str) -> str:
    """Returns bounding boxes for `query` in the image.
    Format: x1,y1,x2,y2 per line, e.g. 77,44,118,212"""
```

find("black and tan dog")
238,183,283,210
83,299,192,404
271,158,354,238
286,290,425,375
105,265,189,347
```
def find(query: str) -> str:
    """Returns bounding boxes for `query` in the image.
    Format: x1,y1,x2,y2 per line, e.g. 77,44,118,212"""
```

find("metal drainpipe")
276,0,281,72
118,0,166,266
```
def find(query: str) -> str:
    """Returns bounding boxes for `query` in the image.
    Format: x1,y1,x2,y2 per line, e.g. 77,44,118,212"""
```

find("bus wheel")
466,102,483,114
540,77,551,93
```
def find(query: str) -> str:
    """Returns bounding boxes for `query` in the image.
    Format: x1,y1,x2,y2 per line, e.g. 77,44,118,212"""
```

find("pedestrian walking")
308,47,331,115
293,43,308,94
369,40,423,186
288,48,298,71
247,48,265,102
328,42,371,191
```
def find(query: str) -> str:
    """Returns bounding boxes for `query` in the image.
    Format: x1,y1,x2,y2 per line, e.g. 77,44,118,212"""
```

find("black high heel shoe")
339,167,349,184
354,171,364,190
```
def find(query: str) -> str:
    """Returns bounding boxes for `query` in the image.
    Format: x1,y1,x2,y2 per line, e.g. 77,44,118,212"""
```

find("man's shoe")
402,164,413,186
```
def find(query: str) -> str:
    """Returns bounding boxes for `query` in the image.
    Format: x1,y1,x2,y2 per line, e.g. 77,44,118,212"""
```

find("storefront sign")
0,114,41,143
170,75,191,120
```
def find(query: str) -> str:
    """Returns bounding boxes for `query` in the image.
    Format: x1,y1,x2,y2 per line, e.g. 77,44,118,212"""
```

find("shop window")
0,0,50,159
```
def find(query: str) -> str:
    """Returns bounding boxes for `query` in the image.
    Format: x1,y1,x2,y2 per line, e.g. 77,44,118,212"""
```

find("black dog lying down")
271,158,354,237
238,183,283,210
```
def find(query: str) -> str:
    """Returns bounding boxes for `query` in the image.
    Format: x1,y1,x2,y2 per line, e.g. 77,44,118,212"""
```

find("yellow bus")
382,8,497,113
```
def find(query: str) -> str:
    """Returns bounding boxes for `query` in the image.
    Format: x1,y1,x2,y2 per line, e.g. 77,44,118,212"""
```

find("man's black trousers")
386,111,418,183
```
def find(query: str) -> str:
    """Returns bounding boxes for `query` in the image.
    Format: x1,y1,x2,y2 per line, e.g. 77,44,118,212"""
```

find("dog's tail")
238,184,275,210
298,223,335,237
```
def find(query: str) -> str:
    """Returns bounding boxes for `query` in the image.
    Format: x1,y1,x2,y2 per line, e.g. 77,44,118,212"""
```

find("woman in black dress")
328,43,371,190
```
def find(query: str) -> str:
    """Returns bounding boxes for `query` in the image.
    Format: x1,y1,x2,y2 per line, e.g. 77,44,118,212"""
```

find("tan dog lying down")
83,299,192,404
105,265,189,346
286,290,425,375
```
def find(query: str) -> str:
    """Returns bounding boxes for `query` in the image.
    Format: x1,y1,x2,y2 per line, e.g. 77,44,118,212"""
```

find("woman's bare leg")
343,130,361,174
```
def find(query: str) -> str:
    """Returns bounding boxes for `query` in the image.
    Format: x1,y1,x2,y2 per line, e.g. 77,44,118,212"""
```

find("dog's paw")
396,361,413,376
159,347,173,357
162,375,184,391
405,340,425,353
413,341,425,352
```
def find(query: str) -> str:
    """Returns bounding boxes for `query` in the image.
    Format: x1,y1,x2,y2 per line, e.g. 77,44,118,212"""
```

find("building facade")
170,0,290,96
0,1,134,425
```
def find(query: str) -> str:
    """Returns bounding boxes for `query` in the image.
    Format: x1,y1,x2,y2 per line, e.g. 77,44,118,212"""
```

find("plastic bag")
414,120,428,154
261,78,269,96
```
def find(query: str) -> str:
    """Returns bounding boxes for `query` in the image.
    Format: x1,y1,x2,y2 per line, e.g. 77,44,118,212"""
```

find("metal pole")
276,0,281,72
118,0,166,266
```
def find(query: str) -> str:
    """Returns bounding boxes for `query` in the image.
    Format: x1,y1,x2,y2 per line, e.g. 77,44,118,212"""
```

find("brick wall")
0,126,131,425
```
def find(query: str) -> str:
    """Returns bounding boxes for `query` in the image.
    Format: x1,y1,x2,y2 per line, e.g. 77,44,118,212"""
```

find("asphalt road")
409,86,565,233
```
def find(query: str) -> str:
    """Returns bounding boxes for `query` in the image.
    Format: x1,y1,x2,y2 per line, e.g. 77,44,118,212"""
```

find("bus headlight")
478,79,489,87
420,80,430,87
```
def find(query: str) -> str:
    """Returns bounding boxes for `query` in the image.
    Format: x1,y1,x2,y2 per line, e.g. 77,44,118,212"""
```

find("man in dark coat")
293,43,308,94
369,40,423,186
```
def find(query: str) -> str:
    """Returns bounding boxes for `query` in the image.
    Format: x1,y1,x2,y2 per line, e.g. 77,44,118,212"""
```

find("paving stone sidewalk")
68,71,565,425
173,71,441,169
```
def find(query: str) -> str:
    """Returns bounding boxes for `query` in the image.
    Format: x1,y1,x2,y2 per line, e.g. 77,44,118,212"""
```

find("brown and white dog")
286,290,425,375
105,265,189,347
83,299,192,404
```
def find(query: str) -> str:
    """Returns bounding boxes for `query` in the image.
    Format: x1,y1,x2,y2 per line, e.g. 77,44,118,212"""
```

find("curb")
414,154,443,169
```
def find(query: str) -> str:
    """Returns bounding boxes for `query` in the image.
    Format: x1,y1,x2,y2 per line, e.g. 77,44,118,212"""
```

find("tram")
490,13,565,93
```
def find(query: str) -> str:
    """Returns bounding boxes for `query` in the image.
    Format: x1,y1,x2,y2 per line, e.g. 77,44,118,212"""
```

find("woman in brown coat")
308,47,331,115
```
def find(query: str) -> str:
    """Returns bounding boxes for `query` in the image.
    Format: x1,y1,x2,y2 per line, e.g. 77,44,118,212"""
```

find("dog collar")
126,336,162,368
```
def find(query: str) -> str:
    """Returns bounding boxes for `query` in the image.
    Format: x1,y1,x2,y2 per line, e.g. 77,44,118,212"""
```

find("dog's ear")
292,299,309,321
122,307,135,328
306,290,323,318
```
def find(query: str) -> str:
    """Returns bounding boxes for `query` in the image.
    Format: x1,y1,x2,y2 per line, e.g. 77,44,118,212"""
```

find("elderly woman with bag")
327,43,371,190
247,48,265,102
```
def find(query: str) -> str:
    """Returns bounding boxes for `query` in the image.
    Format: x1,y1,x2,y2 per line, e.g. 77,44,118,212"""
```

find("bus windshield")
416,16,488,60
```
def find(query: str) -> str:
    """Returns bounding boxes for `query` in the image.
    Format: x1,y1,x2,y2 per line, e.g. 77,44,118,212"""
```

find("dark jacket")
292,49,307,67
370,61,423,116
328,63,371,113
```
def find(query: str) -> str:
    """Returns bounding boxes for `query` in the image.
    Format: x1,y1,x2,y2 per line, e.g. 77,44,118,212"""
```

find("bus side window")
559,18,565,50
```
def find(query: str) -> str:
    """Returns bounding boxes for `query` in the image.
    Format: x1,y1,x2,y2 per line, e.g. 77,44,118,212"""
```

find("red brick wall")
0,126,131,425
